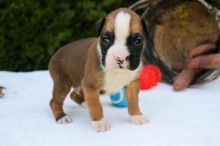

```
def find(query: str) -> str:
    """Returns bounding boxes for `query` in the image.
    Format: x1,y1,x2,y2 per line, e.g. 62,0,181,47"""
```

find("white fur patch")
92,118,110,132
105,12,131,70
57,115,72,124
103,63,142,95
130,115,150,125
114,12,131,44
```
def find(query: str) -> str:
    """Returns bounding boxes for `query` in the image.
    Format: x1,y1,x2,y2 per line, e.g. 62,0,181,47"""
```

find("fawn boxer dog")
49,8,149,132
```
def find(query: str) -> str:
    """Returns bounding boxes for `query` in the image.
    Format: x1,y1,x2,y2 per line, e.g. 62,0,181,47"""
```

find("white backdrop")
0,71,220,146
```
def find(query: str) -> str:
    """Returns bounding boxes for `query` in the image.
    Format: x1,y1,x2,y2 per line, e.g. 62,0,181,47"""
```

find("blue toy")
109,88,127,107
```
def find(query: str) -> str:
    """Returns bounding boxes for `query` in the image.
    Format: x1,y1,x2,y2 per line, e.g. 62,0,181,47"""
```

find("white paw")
130,115,150,125
57,115,72,124
92,118,110,132
81,101,87,108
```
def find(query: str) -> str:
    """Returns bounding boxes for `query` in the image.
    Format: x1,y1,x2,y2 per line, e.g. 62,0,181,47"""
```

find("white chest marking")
103,64,142,95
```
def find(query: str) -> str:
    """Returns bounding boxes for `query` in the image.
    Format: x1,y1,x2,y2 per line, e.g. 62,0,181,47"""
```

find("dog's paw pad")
92,118,110,132
57,115,72,124
131,115,150,125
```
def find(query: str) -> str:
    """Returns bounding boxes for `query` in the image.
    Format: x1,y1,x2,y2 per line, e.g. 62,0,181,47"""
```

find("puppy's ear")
96,18,105,37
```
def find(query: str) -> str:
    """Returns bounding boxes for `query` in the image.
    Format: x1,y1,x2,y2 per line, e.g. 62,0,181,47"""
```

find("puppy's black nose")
116,57,125,64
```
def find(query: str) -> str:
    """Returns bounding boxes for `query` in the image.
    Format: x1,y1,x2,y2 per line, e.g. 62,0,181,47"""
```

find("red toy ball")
139,65,161,90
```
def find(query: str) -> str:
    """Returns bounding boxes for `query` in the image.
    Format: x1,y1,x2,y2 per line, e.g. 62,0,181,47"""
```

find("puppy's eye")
101,36,111,45
133,37,143,46
100,32,114,48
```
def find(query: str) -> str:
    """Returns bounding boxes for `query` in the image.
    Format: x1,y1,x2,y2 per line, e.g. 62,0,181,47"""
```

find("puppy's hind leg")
70,87,86,107
50,79,72,124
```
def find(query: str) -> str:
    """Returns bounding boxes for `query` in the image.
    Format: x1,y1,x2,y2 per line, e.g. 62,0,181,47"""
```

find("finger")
189,43,216,58
173,68,201,91
188,54,220,69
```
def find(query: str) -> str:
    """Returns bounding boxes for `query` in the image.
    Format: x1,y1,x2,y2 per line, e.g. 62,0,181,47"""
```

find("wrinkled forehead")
102,10,143,35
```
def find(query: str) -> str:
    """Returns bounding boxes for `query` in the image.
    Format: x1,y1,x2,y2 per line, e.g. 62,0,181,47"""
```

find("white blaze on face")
101,12,143,94
105,12,131,70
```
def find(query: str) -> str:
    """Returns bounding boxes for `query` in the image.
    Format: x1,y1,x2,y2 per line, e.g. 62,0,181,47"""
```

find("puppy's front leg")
82,82,110,132
125,80,150,125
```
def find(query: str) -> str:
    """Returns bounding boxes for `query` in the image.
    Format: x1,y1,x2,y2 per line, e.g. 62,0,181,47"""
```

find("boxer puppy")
49,8,149,132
